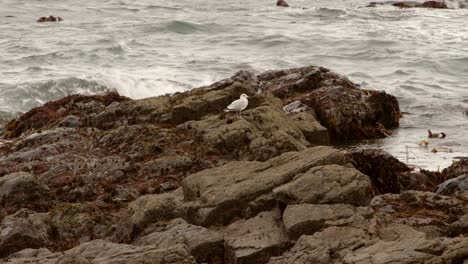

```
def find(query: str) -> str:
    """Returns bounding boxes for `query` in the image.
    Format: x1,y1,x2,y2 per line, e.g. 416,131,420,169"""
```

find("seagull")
225,94,249,118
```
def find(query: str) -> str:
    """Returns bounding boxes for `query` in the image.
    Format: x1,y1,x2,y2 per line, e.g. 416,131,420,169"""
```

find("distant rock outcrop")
37,16,63,23
367,0,448,8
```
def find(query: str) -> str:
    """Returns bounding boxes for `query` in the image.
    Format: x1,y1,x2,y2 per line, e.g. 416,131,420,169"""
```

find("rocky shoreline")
0,66,467,263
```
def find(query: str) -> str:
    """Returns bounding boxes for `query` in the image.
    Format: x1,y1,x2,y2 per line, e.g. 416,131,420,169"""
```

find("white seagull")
225,94,249,118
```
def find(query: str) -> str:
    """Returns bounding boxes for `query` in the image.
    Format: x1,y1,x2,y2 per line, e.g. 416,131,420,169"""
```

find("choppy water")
1,0,467,170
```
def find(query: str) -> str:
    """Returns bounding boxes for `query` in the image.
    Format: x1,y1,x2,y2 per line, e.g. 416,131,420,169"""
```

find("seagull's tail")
224,109,231,112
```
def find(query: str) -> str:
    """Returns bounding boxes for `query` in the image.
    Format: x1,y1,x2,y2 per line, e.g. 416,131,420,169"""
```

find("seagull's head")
240,94,249,99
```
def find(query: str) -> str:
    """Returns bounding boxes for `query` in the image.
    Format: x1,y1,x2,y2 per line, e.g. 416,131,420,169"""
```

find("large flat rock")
283,204,372,240
273,164,373,206
182,146,349,226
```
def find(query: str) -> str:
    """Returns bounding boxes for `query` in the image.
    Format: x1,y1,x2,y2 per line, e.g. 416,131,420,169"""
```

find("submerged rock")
368,0,448,8
37,16,63,22
277,0,290,7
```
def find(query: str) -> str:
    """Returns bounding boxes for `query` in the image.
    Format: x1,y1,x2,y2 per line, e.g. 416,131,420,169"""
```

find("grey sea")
1,0,467,170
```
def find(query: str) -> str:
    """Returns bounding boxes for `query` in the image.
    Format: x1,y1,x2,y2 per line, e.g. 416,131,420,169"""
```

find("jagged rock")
170,82,255,125
224,209,289,264
49,203,117,248
436,174,468,195
0,171,50,213
399,171,441,192
37,16,63,22
442,157,468,179
65,240,196,264
273,164,373,206
426,237,468,263
350,149,410,194
343,224,440,263
2,92,128,139
0,209,57,258
269,226,369,264
448,213,468,237
10,240,196,264
134,218,223,264
258,66,400,141
182,146,349,226
177,95,326,161
371,191,466,237
2,248,63,264
283,204,373,240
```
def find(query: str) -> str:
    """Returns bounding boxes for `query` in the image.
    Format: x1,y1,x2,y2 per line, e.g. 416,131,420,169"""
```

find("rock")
2,248,63,264
343,224,438,263
283,204,373,240
273,164,373,206
36,16,63,22
49,203,118,248
66,240,196,264
224,209,289,264
426,237,468,263
0,66,404,258
289,112,329,145
398,170,441,192
177,95,320,161
419,1,448,8
182,146,348,226
2,242,197,264
59,115,81,128
0,209,57,258
350,149,410,194
118,188,184,240
141,155,194,179
259,66,400,141
448,213,468,237
388,0,448,8
442,157,468,180
134,218,223,264
2,92,128,139
0,171,50,213
371,191,466,237
269,226,369,264
277,0,290,7
436,174,468,195
170,82,255,125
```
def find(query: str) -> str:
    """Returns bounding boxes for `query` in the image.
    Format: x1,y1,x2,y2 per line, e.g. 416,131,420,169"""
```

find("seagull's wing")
226,98,246,111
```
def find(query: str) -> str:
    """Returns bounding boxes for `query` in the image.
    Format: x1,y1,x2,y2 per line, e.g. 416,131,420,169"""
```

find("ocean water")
0,0,467,170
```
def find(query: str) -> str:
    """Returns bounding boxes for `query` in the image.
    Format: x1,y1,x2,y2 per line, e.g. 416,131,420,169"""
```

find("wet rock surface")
367,0,448,8
1,66,466,263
